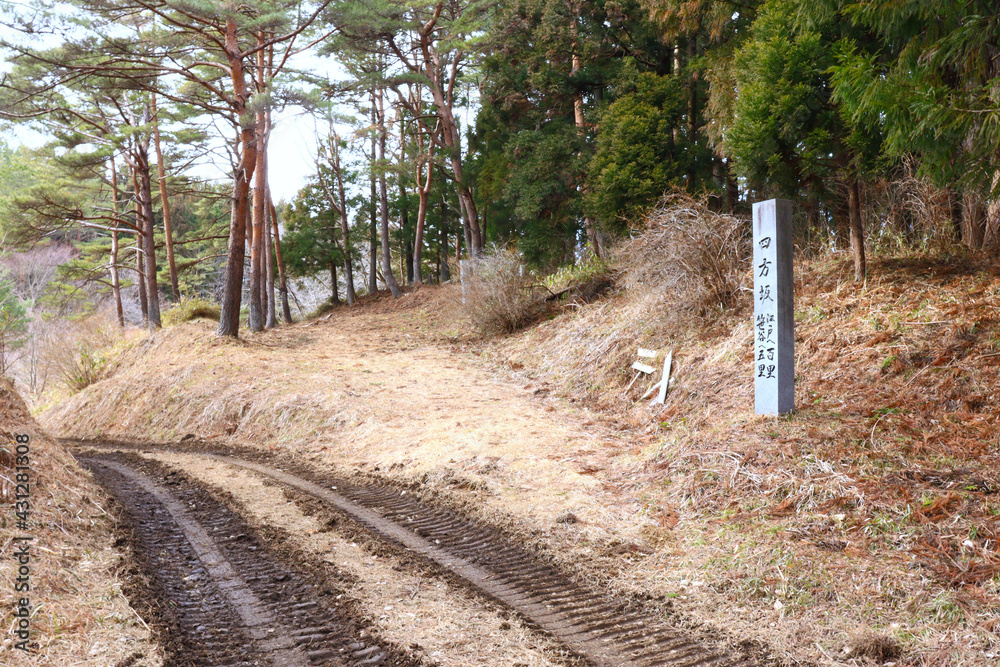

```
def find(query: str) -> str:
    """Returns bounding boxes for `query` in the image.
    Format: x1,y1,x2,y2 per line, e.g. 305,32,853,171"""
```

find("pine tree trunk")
110,227,124,328
136,236,148,325
336,156,357,305
248,37,267,333
948,187,963,242
414,172,429,284
151,91,180,301
217,19,258,338
108,157,125,328
264,191,276,328
399,115,414,284
439,199,451,282
130,166,148,325
136,144,161,331
376,89,402,298
267,189,292,323
570,22,602,261
430,85,481,257
368,114,379,294
329,261,341,304
848,177,866,281
218,131,254,322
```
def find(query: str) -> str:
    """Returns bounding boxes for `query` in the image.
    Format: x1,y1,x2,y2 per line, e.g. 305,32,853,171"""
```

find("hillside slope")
1,379,159,665
43,255,1000,667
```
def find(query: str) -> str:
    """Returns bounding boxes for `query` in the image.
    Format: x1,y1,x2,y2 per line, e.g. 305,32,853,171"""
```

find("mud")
82,452,421,667
76,440,778,667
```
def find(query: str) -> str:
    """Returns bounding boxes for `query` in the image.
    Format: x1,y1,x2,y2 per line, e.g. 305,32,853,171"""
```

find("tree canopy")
1,0,998,339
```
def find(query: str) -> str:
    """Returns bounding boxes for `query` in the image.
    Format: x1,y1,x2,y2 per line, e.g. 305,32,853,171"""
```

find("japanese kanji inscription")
752,199,794,414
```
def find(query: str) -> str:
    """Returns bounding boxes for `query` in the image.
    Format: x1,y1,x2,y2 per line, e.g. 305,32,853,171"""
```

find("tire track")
202,454,739,667
82,454,419,667
74,440,772,667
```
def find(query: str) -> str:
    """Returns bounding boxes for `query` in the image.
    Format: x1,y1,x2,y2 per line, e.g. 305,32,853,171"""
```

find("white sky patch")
268,109,321,204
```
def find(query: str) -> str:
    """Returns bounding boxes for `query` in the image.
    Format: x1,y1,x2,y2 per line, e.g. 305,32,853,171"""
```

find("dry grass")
495,246,1000,665
0,378,159,666
36,230,1000,666
47,314,130,394
617,192,751,317
498,194,750,410
461,248,542,336
866,161,958,254
161,297,221,326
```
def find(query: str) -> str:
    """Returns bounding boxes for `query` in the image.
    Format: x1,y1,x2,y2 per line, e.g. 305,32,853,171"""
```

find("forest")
1,0,999,351
4,5,1000,666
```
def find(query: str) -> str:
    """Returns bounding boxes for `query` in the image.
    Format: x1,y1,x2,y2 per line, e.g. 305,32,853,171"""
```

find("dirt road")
73,441,762,667
43,287,783,665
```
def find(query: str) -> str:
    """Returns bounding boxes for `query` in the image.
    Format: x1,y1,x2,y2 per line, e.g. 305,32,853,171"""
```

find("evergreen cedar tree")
2,0,999,334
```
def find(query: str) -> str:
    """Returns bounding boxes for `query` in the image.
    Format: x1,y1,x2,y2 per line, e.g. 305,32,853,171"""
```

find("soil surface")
75,441,772,667
47,280,1000,666
81,451,422,667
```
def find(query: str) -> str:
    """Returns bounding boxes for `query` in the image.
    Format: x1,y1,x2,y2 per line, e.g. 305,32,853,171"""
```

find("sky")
266,115,320,203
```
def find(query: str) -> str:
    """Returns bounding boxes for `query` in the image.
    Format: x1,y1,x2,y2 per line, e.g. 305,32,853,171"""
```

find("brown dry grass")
39,237,1000,666
495,195,751,410
461,248,542,336
495,250,1000,666
1,378,160,666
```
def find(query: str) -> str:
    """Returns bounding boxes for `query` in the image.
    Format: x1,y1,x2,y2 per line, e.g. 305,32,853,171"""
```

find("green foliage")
0,141,43,238
473,0,683,266
585,72,698,231
165,183,232,298
543,257,612,292
830,1,1000,197
281,182,351,295
717,0,884,252
724,0,843,197
0,272,29,375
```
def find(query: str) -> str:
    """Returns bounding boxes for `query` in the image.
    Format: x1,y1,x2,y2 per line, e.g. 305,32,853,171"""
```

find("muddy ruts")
82,455,407,667
208,455,734,667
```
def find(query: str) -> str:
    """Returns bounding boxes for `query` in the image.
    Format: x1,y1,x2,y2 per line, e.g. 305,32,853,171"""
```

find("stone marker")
752,199,794,414
460,259,478,304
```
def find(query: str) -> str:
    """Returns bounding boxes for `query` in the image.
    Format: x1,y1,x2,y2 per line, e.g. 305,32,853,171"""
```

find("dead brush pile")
499,193,750,407
618,193,750,316
461,247,543,336
0,378,159,665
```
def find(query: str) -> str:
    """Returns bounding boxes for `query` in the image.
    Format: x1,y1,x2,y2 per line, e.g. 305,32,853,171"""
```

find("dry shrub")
50,315,126,392
462,247,541,336
617,192,750,318
499,193,750,408
867,160,956,253
162,297,221,326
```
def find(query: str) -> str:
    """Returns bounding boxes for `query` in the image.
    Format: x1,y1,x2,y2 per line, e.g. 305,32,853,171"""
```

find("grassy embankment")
1,379,159,666
40,202,1000,666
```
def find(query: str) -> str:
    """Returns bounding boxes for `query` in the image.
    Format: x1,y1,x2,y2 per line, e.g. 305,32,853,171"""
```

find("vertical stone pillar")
753,199,794,415
459,258,480,304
